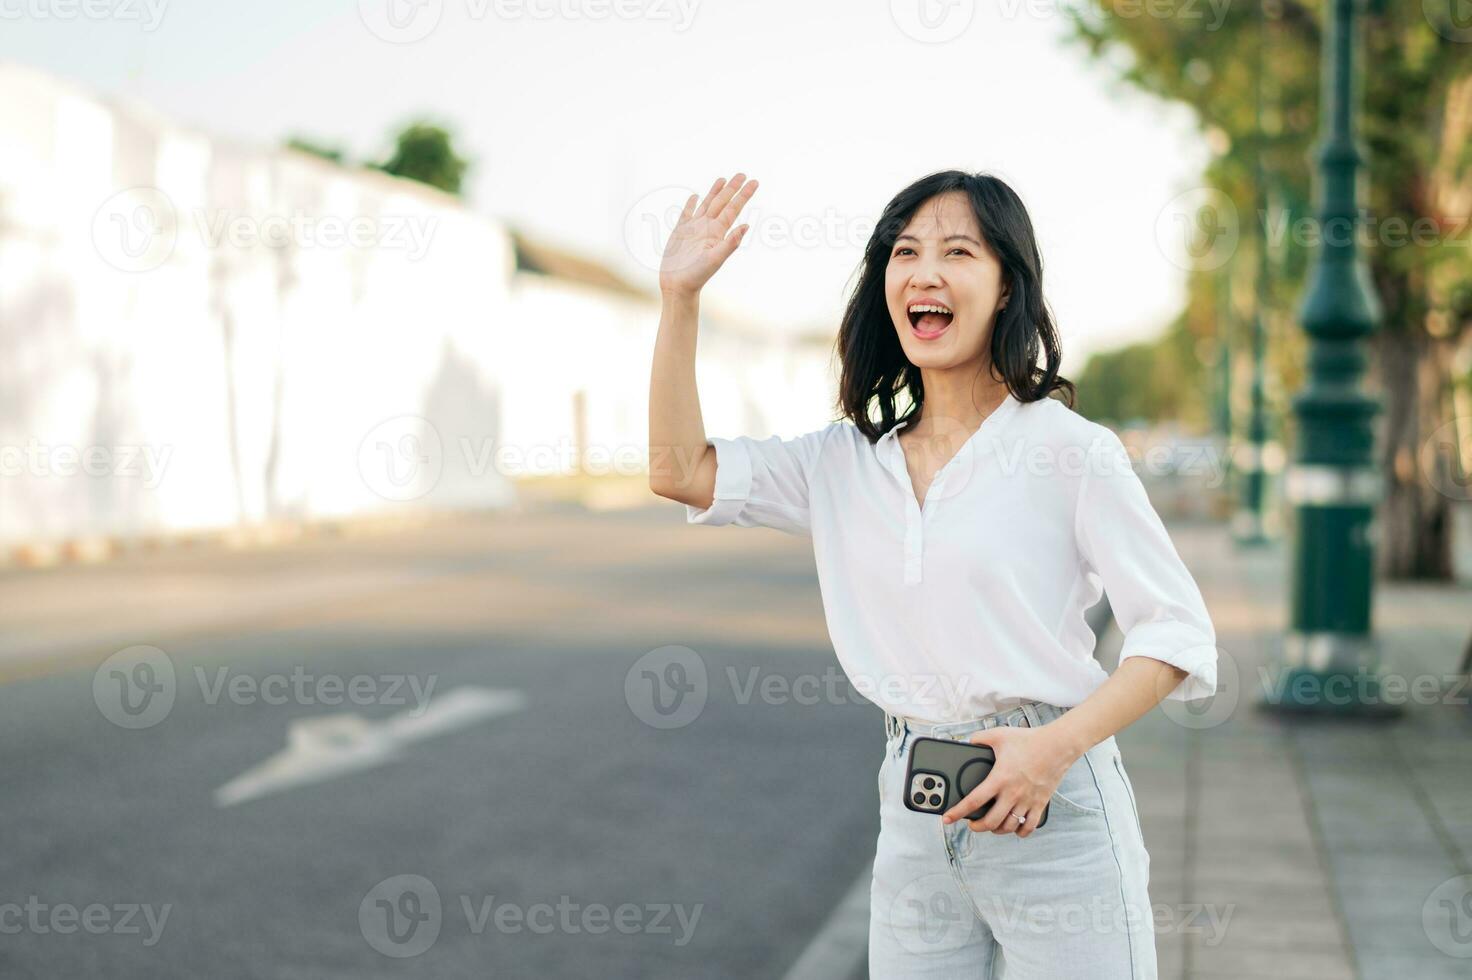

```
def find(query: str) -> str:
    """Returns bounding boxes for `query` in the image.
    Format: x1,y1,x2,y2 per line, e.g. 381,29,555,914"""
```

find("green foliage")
1073,315,1209,428
1065,1,1472,345
372,123,469,197
285,137,345,164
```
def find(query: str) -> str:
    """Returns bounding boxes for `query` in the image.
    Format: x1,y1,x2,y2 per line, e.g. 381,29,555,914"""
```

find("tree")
1068,0,1472,580
1073,313,1213,429
372,122,469,197
284,137,345,164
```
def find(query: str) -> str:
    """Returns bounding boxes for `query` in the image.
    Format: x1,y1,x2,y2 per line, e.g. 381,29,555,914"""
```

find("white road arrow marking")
214,686,526,807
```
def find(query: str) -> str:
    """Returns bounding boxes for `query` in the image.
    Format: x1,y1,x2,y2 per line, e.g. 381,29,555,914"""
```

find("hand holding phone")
902,735,1050,828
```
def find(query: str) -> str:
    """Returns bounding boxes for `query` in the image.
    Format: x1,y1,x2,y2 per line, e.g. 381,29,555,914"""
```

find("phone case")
902,735,1050,827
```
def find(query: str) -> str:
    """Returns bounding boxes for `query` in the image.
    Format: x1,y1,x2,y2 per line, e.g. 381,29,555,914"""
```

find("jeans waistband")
883,699,1071,741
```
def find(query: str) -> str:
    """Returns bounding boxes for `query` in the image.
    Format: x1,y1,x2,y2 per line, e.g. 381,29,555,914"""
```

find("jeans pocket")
1114,753,1142,828
878,737,899,809
1048,752,1107,818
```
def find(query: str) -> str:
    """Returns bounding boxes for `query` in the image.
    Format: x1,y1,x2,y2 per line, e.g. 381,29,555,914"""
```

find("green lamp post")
1233,0,1279,547
1262,0,1398,717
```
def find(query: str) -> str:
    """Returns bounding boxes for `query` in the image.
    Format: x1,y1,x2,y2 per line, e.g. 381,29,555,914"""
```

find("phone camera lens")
928,794,942,807
912,792,926,806
922,777,936,791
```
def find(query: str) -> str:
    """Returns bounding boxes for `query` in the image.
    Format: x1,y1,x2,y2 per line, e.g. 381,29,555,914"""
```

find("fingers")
698,173,752,226
706,174,745,221
1015,808,1039,839
976,793,1030,836
719,223,751,258
967,788,1022,835
942,771,1000,826
693,176,727,219
942,773,1037,837
717,178,758,228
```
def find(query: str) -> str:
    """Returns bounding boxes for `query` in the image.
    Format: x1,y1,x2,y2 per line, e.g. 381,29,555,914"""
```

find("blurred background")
1,1,1469,977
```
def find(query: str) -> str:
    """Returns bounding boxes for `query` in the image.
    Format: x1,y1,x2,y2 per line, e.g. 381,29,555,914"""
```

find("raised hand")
659,173,759,298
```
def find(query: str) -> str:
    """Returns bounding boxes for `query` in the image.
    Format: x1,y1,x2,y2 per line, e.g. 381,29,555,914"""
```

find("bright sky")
0,0,1210,362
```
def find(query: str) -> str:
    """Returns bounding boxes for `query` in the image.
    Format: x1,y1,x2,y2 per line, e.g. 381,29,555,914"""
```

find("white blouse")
685,391,1219,724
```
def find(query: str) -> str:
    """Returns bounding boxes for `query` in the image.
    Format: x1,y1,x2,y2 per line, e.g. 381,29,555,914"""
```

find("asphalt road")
0,503,883,978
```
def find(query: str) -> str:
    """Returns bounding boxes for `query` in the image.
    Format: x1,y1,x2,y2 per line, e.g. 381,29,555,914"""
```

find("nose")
910,260,943,288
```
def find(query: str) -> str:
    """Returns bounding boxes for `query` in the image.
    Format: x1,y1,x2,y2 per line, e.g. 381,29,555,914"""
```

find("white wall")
500,274,841,480
0,64,840,547
0,63,518,544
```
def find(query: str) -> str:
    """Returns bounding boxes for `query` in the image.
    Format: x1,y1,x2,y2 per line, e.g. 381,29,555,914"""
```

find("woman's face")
885,190,1009,370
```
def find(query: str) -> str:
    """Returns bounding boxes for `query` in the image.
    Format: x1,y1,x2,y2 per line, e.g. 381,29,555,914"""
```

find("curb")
1,512,447,572
0,476,661,572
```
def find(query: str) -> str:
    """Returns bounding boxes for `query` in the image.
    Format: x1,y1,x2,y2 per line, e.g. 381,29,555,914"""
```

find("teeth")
909,303,952,316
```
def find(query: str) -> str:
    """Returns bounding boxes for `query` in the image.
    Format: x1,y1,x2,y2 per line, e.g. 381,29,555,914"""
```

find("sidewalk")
1108,520,1472,980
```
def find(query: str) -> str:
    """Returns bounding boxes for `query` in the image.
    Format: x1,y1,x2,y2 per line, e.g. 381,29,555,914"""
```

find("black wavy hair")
835,170,1074,442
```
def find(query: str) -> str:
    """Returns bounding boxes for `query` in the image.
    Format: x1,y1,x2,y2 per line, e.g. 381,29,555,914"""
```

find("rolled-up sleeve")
685,425,833,536
1074,429,1219,703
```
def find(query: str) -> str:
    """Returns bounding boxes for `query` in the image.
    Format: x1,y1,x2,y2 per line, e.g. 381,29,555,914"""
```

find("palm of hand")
658,173,758,296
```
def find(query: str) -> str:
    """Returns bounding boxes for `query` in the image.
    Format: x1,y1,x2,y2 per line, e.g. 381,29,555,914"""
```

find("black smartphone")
902,735,1050,827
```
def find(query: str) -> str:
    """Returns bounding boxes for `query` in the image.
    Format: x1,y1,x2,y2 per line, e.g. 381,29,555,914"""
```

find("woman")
648,170,1217,978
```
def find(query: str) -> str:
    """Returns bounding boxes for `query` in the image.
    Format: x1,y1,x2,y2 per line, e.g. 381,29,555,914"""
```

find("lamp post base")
1256,631,1406,718
1257,665,1406,718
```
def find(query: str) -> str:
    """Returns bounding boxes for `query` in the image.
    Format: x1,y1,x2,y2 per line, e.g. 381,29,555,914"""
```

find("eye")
948,247,971,256
893,246,914,256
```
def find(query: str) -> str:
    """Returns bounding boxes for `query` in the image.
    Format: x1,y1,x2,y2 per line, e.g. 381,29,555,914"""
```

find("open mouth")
907,302,954,339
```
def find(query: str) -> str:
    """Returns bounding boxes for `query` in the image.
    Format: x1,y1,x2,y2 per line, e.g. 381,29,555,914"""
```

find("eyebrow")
894,234,983,246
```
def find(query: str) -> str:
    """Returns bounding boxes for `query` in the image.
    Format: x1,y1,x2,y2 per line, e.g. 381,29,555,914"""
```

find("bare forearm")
1043,657,1190,760
647,172,757,506
648,289,713,503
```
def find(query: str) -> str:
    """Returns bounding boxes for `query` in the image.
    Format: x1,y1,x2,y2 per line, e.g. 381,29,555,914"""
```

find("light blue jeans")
869,700,1157,979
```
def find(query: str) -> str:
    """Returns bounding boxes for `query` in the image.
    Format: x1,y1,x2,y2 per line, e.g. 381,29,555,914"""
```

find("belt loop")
1020,702,1041,728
